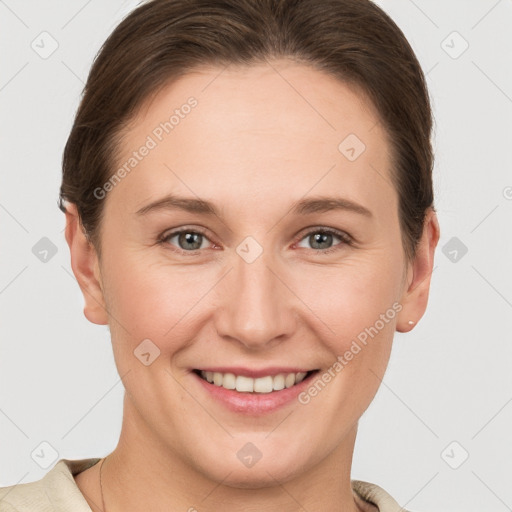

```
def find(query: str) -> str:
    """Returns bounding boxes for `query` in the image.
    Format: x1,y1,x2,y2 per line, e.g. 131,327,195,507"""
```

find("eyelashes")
295,227,353,254
158,226,354,256
160,229,211,252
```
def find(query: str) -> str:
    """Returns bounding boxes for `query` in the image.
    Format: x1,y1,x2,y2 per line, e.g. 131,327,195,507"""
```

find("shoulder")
352,479,412,512
0,458,101,512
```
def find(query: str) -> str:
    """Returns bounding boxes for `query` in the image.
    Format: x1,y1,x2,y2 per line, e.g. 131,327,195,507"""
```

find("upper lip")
193,367,317,378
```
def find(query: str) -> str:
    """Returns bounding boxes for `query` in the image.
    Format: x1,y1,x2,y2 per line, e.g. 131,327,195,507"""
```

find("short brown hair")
59,0,435,262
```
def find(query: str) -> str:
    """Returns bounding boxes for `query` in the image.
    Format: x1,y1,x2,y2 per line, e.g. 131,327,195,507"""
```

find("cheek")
102,253,218,358
294,259,400,418
292,252,402,347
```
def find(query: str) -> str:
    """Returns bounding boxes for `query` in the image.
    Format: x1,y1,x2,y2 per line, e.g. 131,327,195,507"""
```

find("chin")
204,461,305,489
186,439,316,489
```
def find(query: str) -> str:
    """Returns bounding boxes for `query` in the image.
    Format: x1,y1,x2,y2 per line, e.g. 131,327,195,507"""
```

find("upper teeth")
200,371,308,393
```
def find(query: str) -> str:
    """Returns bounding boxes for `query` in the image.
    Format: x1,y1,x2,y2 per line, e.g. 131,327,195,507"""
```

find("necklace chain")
99,456,107,512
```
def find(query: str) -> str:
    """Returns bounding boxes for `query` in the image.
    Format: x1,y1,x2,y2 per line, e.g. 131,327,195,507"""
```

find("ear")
64,203,109,325
396,207,440,333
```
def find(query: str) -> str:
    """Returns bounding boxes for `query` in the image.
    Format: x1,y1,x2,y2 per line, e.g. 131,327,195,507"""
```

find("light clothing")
0,458,410,511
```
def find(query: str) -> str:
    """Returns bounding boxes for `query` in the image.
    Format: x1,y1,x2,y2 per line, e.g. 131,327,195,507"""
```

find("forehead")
109,60,396,220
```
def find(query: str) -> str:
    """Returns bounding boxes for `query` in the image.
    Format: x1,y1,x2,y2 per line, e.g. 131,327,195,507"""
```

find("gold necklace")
99,456,107,512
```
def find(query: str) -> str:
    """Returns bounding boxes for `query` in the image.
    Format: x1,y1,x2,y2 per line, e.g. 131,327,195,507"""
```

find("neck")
102,395,363,512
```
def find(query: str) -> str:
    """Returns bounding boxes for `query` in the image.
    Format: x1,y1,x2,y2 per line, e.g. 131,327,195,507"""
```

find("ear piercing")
408,320,415,325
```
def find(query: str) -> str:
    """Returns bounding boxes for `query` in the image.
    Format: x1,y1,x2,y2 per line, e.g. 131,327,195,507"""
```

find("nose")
213,247,297,351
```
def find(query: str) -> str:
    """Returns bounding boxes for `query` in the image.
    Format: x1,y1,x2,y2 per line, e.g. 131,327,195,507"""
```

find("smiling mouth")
194,369,319,393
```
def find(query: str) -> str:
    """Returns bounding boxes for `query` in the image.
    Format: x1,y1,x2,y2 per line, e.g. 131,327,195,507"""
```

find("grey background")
1,1,511,510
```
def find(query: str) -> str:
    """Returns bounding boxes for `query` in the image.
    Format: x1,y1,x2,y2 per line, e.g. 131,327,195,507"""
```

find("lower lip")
192,371,318,415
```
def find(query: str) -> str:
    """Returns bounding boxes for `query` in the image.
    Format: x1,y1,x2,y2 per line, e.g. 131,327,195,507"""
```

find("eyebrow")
135,193,373,219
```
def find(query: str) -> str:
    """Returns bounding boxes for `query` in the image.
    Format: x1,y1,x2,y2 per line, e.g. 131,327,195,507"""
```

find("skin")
66,59,440,512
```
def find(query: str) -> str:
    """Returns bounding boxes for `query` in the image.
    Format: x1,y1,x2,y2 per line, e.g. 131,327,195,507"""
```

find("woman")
0,0,439,510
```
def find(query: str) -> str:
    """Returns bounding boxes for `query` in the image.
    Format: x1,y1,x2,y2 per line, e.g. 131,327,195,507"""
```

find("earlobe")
64,203,109,326
396,208,440,333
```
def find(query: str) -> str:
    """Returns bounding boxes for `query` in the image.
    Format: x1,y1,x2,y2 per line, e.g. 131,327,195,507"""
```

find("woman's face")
76,60,434,486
